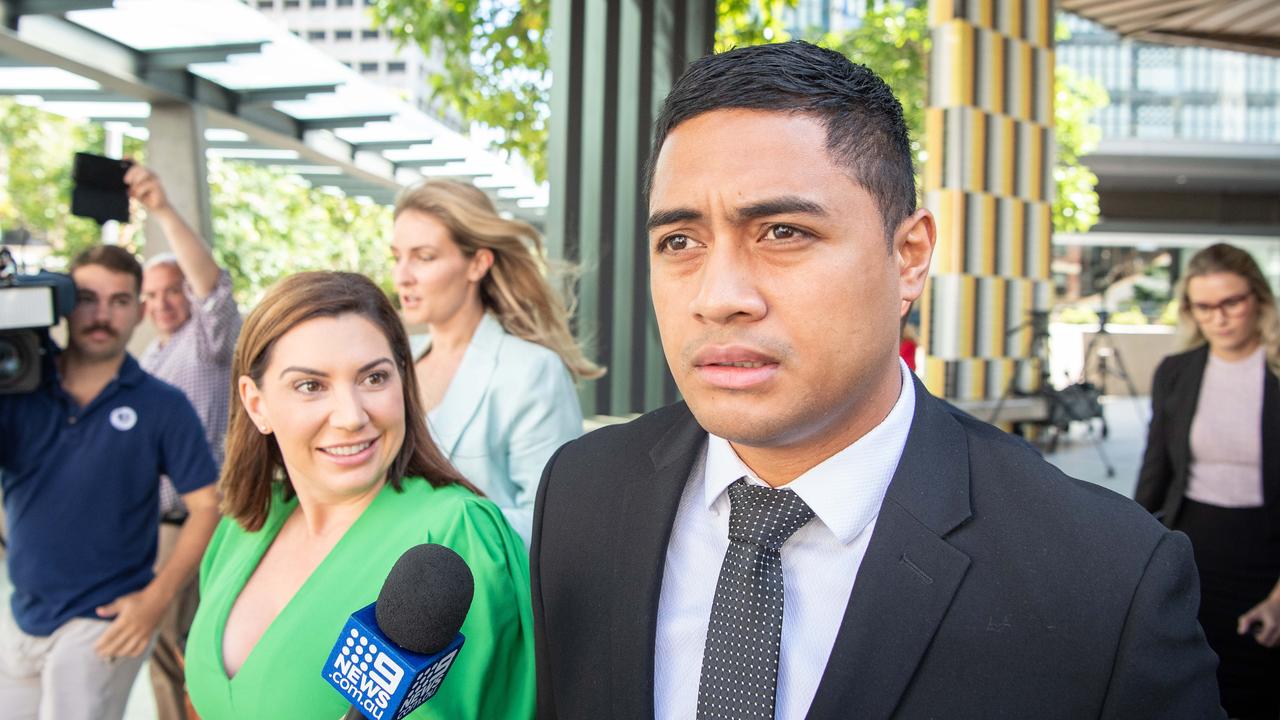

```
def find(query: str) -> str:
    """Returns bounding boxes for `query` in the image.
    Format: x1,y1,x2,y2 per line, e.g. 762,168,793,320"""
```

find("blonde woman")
390,180,603,545
1137,243,1280,719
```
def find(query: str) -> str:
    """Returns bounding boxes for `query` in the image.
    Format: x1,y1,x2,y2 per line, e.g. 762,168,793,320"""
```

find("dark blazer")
1136,344,1280,529
531,377,1223,719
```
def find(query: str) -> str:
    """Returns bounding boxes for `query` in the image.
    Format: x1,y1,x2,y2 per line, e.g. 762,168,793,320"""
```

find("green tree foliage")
1053,64,1107,233
370,0,796,183
372,1,1103,233
819,4,930,168
205,157,393,307
371,0,551,181
0,98,115,262
0,101,393,307
716,0,797,51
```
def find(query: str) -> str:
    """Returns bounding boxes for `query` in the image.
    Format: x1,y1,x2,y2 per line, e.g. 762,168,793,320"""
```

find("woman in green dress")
185,271,534,719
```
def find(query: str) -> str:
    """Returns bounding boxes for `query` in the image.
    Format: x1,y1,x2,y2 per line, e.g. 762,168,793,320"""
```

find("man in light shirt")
131,165,241,720
531,41,1223,719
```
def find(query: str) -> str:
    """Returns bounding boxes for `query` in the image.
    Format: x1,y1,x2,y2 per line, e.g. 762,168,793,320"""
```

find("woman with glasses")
1137,243,1280,719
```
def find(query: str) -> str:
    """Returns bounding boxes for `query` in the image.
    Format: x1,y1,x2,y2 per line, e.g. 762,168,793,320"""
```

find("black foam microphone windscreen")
374,544,475,655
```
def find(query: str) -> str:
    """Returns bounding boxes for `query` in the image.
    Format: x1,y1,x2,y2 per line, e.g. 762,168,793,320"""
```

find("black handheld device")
70,152,133,225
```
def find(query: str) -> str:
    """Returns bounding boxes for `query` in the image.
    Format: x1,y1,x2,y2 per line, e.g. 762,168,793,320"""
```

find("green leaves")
206,157,394,307
371,0,550,181
0,100,394,308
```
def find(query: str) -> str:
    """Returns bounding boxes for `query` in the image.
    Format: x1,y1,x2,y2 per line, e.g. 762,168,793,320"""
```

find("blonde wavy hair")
394,180,605,380
1176,243,1280,374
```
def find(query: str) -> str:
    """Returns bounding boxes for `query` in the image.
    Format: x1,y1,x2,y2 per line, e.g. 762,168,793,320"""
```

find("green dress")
185,479,535,719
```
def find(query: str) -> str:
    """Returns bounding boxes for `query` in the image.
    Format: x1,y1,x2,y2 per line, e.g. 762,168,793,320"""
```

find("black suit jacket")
531,378,1223,719
1135,344,1280,529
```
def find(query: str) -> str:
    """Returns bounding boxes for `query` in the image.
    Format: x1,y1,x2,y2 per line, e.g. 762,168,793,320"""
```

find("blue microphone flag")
322,603,465,720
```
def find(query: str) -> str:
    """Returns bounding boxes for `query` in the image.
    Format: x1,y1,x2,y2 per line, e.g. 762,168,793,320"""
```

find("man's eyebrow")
732,196,829,222
646,208,702,232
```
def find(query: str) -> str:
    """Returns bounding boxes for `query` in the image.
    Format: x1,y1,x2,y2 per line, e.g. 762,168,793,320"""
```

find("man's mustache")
81,324,117,338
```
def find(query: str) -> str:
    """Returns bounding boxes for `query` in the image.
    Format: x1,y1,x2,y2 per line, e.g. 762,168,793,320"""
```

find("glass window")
336,0,355,5
307,29,326,40
1135,103,1175,139
387,61,406,73
335,29,353,40
359,61,379,73
309,0,326,7
283,0,300,8
256,0,274,8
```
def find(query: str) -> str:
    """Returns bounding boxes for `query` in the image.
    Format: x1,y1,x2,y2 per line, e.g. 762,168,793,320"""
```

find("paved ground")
1040,395,1151,500
0,396,1151,719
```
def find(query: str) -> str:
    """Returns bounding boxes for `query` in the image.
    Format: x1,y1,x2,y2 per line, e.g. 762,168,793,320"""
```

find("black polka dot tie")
696,478,815,720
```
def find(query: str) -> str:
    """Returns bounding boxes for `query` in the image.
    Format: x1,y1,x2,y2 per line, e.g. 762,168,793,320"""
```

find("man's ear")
239,375,271,434
894,208,936,317
467,248,495,283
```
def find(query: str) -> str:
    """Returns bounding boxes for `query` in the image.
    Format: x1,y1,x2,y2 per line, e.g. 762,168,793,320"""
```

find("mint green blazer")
413,313,583,546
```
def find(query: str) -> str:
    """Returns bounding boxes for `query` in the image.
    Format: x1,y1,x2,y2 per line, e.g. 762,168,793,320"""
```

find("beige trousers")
0,606,151,720
151,521,200,720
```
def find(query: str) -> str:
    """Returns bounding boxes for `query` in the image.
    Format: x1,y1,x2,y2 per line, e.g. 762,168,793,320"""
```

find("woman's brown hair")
220,271,470,531
394,179,605,380
1176,242,1280,374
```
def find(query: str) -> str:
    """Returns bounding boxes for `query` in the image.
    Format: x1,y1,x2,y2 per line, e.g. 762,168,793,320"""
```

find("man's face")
141,263,191,335
648,109,931,452
68,264,143,362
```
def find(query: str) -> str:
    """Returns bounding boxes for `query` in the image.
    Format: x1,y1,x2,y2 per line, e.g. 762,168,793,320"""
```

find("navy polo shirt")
0,349,217,636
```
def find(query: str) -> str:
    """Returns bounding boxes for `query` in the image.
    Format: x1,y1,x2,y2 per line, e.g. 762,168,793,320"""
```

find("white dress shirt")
654,360,917,720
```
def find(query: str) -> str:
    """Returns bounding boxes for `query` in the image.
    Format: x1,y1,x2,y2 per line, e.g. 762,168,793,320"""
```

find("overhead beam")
142,42,266,71
298,113,393,130
238,83,340,104
352,138,433,152
0,88,131,101
393,156,467,169
8,0,113,16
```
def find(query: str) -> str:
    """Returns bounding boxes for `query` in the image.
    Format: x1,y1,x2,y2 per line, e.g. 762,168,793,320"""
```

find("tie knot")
726,479,815,552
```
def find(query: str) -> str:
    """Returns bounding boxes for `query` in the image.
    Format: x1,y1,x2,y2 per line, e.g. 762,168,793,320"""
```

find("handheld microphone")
323,543,475,720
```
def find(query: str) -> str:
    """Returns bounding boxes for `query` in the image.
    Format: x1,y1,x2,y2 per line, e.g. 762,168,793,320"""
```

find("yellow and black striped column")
922,0,1056,402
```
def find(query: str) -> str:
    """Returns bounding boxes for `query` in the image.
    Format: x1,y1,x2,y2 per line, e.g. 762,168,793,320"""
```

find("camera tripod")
989,310,1117,477
988,310,1052,427
1080,311,1142,439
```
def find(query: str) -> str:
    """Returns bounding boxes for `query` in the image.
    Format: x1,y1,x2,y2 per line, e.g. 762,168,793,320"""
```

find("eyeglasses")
1188,291,1254,319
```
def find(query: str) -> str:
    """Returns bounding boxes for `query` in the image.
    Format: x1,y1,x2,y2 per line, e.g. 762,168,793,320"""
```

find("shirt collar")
702,359,916,545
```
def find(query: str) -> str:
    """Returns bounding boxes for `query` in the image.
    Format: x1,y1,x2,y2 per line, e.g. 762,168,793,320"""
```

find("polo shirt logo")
109,406,138,432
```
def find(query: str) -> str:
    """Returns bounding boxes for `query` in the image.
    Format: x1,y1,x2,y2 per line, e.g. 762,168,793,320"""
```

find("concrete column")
548,0,716,417
921,0,1057,402
143,102,212,258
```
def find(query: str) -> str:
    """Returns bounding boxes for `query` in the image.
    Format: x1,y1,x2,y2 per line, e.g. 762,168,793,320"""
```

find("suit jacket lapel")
609,404,706,720
426,313,503,457
1261,365,1280,530
807,380,973,720
1170,346,1209,481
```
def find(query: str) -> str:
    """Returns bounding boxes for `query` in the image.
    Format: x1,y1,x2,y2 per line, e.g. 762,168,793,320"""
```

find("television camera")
0,246,76,394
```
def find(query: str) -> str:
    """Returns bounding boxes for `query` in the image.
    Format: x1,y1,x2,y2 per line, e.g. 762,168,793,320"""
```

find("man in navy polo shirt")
0,245,219,720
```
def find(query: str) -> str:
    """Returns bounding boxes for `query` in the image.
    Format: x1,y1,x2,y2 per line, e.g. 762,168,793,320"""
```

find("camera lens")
0,337,21,380
0,332,39,394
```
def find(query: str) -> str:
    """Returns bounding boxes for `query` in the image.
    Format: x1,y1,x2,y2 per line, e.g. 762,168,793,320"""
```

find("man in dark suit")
531,41,1223,719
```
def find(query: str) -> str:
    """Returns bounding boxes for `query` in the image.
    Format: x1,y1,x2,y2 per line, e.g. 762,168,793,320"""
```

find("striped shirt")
141,270,240,515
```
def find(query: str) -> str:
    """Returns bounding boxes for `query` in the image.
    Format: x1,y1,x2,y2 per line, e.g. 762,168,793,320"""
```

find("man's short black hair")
70,244,143,294
645,40,916,240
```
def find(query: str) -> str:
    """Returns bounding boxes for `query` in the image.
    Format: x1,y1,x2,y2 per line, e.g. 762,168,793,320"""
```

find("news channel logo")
323,603,464,720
